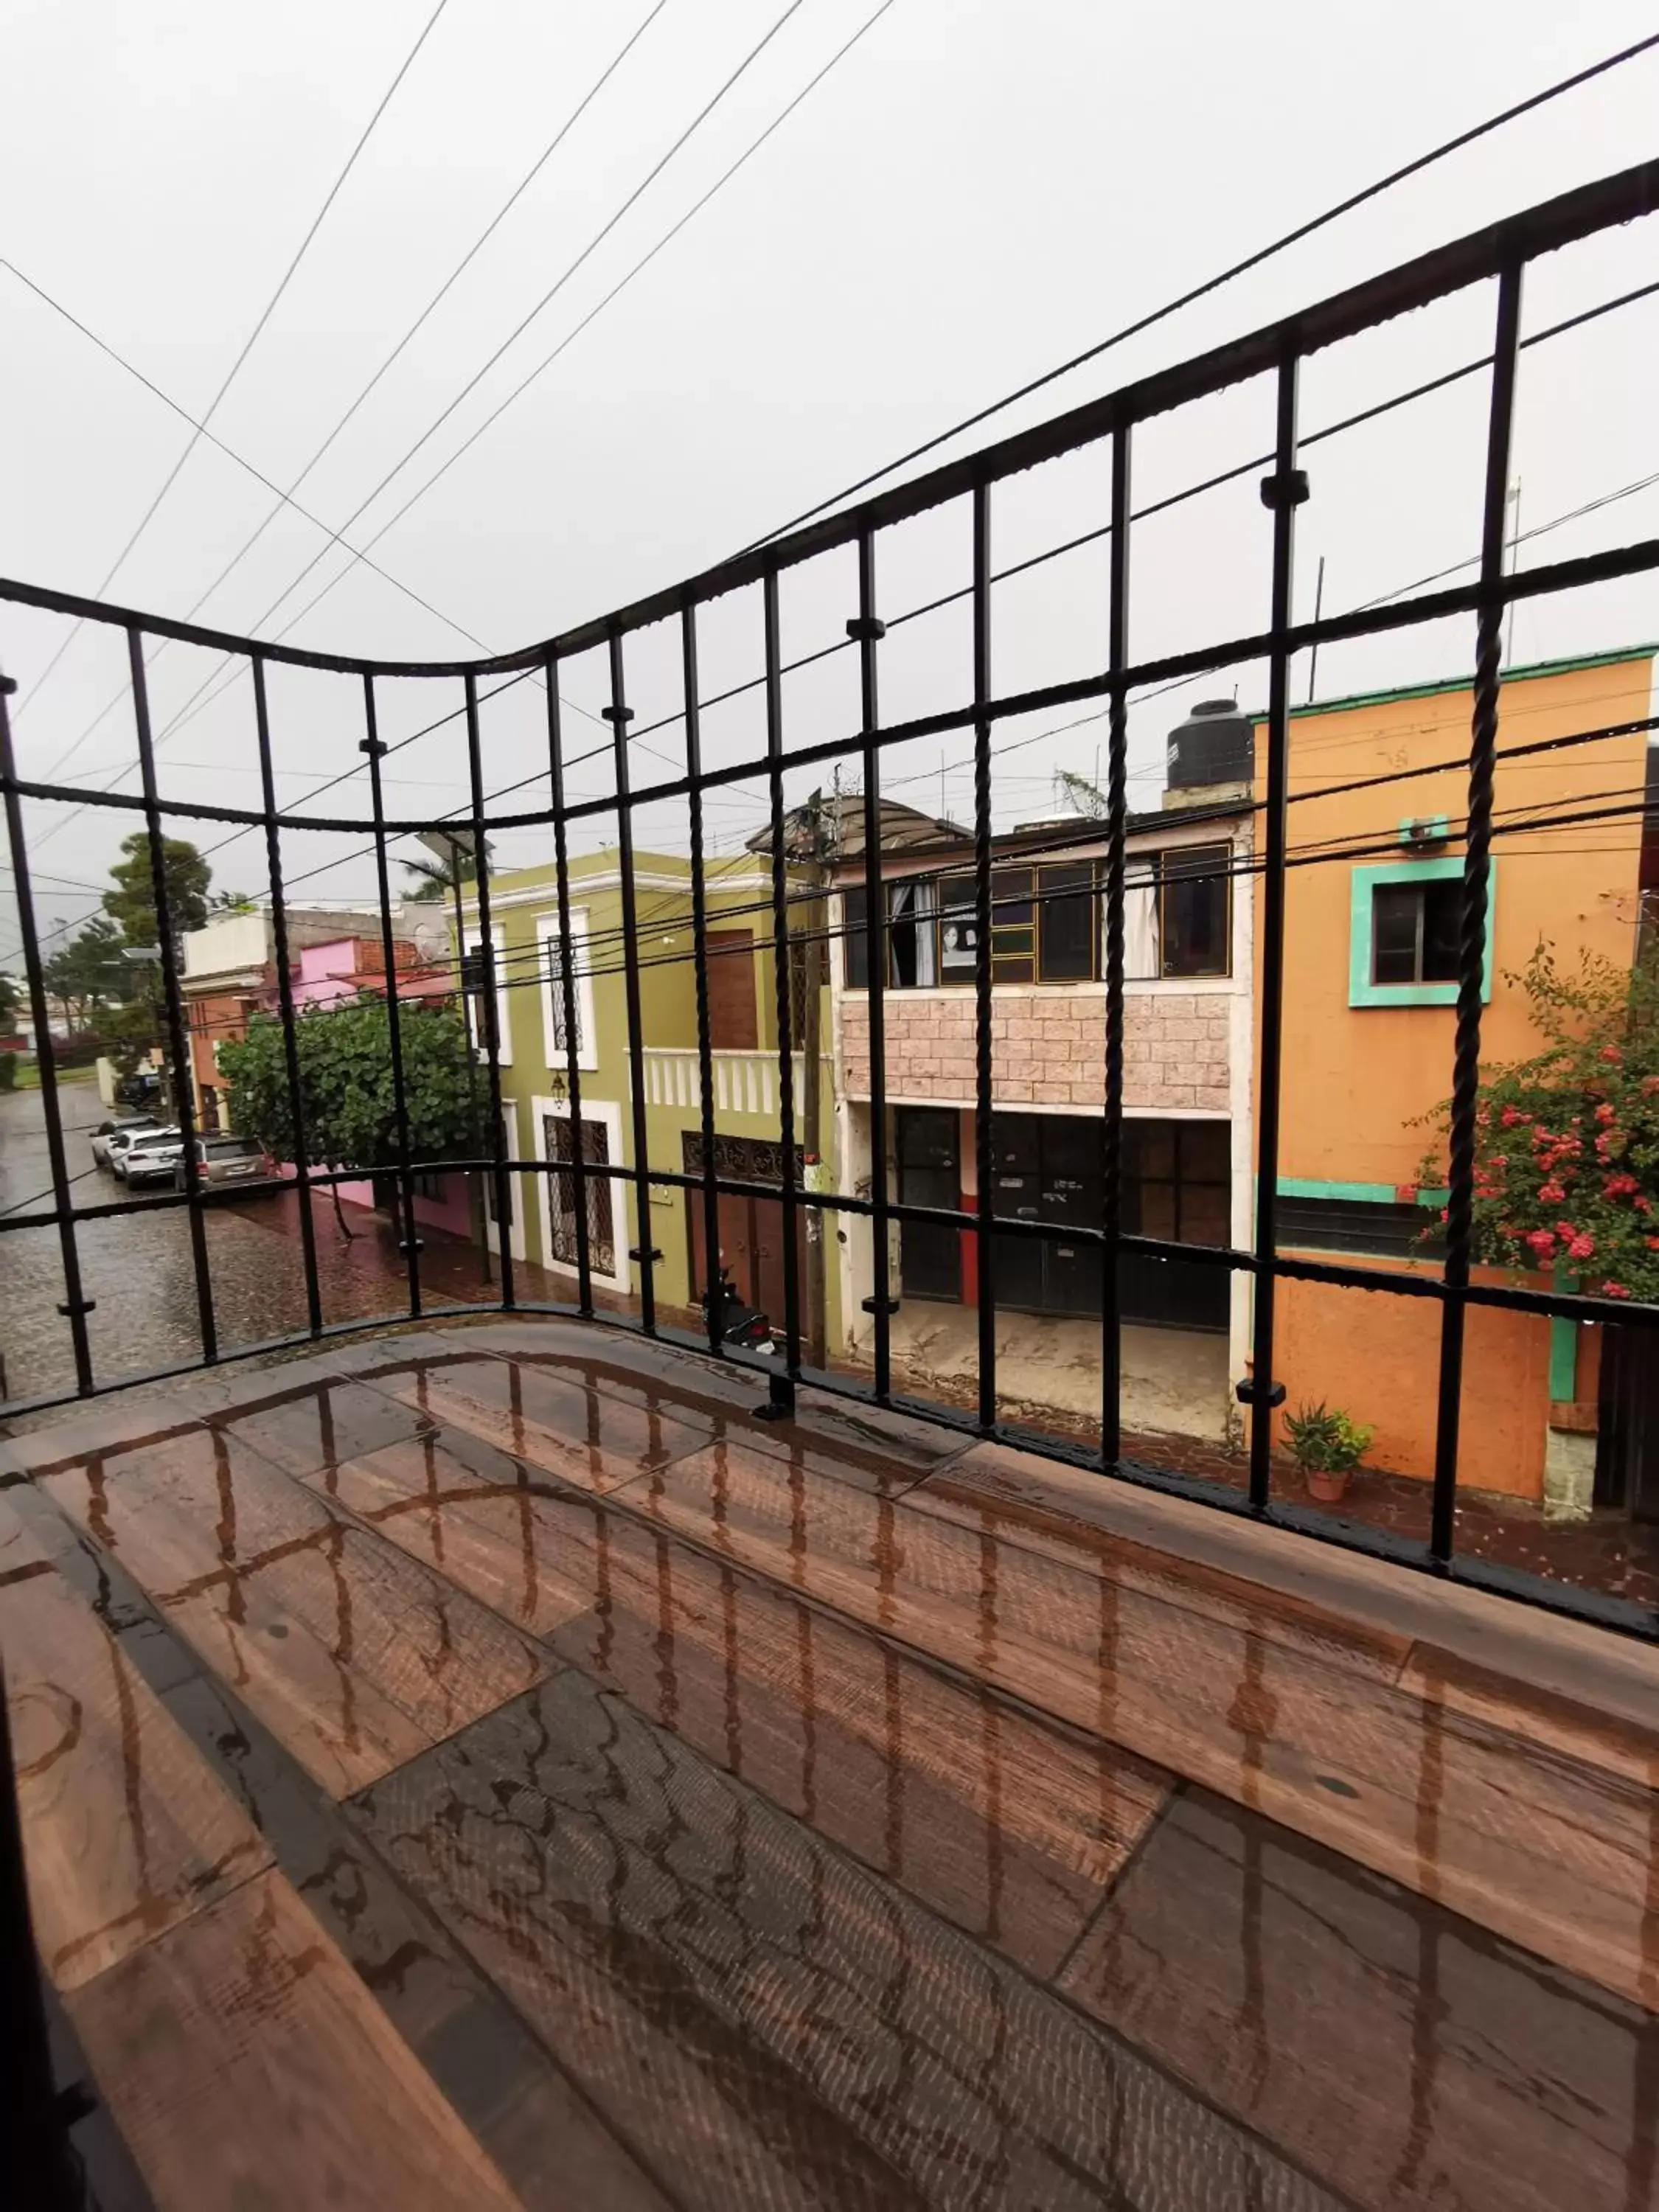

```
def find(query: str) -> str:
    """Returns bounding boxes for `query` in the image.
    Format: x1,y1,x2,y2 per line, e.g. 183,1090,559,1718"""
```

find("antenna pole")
1307,553,1326,703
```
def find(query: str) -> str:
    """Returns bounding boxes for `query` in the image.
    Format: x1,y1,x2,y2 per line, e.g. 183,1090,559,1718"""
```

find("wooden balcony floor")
4,1318,1658,2211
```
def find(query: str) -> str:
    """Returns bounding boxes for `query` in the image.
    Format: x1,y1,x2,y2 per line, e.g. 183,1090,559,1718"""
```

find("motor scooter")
701,1265,777,1354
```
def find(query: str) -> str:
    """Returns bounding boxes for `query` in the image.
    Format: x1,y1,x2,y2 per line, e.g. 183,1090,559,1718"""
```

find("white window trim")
535,908,598,1073
461,923,512,1068
530,1092,629,1294
485,1097,527,1264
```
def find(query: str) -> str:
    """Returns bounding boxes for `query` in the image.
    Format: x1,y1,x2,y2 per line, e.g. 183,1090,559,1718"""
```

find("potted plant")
1284,1402,1373,1504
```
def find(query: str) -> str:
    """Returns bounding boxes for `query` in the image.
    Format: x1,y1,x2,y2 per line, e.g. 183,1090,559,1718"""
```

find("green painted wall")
461,850,837,1346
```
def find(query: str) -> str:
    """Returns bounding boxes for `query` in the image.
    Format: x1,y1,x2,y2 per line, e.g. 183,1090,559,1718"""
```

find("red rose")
1601,1045,1624,1065
1599,1280,1631,1300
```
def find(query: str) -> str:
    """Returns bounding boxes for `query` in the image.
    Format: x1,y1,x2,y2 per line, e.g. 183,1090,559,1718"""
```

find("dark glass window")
991,868,1034,983
1160,844,1231,977
1372,878,1461,985
843,886,870,988
1037,863,1096,981
1279,1194,1444,1259
888,877,937,987
938,875,979,978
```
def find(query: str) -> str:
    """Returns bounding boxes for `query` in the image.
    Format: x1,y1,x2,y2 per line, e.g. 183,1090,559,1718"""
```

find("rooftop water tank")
1166,699,1252,793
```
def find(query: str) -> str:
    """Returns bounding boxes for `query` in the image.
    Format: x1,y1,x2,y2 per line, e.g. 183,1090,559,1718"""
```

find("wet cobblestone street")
0,1083,510,1408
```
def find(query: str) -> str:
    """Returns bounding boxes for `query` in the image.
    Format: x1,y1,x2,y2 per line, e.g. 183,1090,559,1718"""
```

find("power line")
0,254,582,776
153,779,1659,1048
883,461,1659,795
258,703,1659,991
25,0,889,849
163,1,677,647
14,0,455,730
41,0,902,868
195,0,815,659
608,272,1659,755
271,0,907,632
19,0,676,789
10,698,1650,978
734,28,1659,554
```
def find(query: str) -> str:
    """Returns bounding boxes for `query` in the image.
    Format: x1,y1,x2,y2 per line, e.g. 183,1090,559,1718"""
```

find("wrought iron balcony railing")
3,156,1659,1646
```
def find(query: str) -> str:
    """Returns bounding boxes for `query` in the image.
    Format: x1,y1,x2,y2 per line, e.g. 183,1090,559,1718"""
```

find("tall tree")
400,845,478,904
218,995,481,1239
42,916,125,1033
0,971,19,1034
101,830,212,944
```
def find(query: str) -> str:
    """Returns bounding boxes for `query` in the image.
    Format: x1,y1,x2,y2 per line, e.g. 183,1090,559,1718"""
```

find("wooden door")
896,1106,961,1301
1596,1324,1659,1520
544,1113,615,1279
706,930,758,1049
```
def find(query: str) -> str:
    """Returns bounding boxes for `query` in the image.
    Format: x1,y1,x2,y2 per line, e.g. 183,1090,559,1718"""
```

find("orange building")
1250,644,1656,1514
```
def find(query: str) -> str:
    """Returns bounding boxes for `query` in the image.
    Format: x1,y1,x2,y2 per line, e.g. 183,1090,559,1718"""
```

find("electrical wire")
174,0,815,670
83,0,904,795
23,0,897,852
583,272,1659,757
43,775,1658,1067
10,1,675,790
0,254,587,757
734,29,1659,554
56,258,1656,886
162,1,678,645
14,0,456,731
142,721,1659,1029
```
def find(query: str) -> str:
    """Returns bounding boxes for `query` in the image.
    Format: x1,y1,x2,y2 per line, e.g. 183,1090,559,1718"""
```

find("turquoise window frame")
1349,856,1494,1008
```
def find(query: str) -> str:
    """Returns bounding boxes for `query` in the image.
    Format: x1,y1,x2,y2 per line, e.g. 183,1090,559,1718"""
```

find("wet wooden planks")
65,1868,525,2211
628,1439,1659,2008
208,1371,439,1480
0,1495,270,1991
1060,1787,1659,2212
914,1444,1413,1683
352,1671,1342,2212
38,1427,545,1795
317,1419,1170,1977
375,1352,716,1493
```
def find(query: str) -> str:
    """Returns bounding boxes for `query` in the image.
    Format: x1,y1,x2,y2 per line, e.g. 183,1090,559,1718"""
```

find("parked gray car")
173,1135,280,1194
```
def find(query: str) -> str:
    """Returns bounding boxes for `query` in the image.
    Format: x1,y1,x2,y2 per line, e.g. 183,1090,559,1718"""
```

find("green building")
456,849,835,1343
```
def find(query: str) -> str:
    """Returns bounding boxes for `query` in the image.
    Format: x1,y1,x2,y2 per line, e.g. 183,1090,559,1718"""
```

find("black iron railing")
2,157,1659,1646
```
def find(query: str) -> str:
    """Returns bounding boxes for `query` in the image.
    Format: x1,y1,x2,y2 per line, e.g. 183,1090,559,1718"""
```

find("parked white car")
115,1127,183,1184
92,1113,162,1167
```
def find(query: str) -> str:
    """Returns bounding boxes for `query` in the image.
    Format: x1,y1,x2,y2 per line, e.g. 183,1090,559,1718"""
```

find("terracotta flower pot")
1304,1465,1351,1504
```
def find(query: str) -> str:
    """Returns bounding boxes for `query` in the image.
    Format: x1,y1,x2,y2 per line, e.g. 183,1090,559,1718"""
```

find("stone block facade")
838,990,1231,1112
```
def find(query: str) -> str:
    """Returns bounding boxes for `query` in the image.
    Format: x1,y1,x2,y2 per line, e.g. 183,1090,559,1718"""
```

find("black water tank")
1166,699,1252,793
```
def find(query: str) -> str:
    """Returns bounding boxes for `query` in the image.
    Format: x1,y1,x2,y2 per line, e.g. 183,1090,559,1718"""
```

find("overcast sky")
1,0,1657,953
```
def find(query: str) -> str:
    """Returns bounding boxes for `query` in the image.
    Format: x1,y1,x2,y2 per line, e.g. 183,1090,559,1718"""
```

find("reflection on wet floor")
5,1318,1659,2210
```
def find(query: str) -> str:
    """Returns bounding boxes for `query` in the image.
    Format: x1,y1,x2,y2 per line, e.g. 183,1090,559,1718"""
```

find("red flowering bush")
1417,943,1659,1303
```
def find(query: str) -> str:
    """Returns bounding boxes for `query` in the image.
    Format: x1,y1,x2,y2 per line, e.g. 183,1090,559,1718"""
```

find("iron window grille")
0,157,1655,1649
